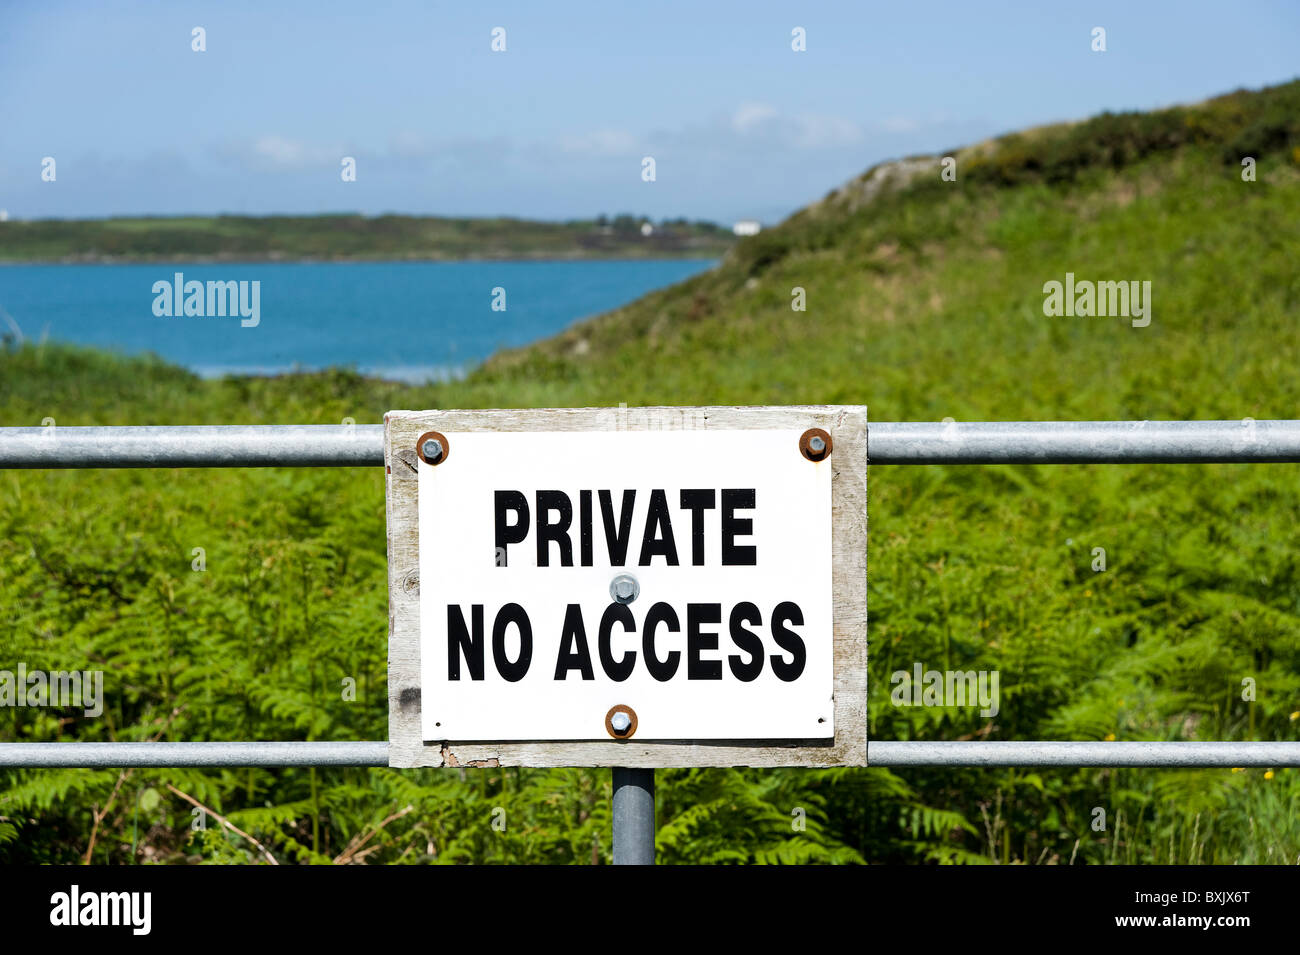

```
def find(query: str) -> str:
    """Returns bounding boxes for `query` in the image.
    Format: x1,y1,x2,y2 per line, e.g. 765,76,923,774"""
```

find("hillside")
0,213,733,263
2,79,1299,865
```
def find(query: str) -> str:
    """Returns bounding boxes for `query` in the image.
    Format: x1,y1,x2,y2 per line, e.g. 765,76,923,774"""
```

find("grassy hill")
2,79,1299,864
0,213,733,263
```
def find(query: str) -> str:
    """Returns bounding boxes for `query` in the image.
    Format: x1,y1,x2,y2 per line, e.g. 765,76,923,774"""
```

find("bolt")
800,427,832,461
610,711,632,733
421,438,444,463
609,573,639,604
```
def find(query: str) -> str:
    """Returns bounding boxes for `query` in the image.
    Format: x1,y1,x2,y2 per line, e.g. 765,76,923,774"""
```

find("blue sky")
2,1,1296,224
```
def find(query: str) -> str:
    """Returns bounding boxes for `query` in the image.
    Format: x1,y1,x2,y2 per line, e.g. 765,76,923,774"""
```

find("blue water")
0,260,714,382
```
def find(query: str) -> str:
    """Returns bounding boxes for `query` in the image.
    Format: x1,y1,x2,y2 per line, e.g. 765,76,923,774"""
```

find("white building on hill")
732,219,761,236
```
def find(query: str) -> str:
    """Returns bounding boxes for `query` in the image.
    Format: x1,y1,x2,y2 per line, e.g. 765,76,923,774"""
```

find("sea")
0,259,715,382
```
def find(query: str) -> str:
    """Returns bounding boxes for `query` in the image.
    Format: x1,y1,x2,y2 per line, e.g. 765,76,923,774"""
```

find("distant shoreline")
0,213,738,265
0,252,725,266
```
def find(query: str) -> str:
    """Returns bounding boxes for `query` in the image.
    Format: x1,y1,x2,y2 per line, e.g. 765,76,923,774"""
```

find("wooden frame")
385,406,867,768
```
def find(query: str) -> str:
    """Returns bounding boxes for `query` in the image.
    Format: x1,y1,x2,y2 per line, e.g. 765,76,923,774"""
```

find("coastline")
0,250,728,266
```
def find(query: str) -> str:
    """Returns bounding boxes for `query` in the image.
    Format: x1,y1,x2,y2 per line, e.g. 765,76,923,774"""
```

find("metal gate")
4,419,1299,862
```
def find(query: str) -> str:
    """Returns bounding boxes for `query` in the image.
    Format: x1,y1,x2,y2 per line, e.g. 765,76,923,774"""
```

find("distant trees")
611,213,641,234
587,214,731,237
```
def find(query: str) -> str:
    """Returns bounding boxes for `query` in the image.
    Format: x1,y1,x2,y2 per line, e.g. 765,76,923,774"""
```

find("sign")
419,428,831,741
385,407,866,768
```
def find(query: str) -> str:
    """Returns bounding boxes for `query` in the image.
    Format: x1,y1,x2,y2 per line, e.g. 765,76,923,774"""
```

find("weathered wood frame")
385,406,867,768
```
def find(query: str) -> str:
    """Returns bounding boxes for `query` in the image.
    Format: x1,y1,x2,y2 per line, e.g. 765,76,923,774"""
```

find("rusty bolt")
605,704,638,739
416,431,450,466
799,427,833,462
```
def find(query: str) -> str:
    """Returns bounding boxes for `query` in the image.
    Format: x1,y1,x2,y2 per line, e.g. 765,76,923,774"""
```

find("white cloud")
557,128,640,156
792,113,864,148
731,102,778,132
250,135,343,167
724,104,864,148
547,103,866,160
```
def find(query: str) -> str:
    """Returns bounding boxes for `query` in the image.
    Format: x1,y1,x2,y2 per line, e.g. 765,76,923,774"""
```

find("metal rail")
2,420,1299,468
0,419,1295,770
2,740,1297,768
870,419,1300,464
867,741,1300,767
0,424,384,469
0,741,390,768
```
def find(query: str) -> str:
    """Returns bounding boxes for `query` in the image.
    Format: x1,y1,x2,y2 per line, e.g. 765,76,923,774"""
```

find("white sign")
417,429,833,741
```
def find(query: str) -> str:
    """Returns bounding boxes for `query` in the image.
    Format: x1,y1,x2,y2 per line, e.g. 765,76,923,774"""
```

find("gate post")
612,768,655,864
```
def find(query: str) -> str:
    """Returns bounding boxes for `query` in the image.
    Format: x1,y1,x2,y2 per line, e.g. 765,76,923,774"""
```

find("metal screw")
421,438,444,463
809,435,826,454
609,573,639,604
610,711,632,733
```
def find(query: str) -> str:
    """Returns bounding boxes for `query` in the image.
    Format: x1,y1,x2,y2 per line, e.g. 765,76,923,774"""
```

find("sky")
1,1,1297,225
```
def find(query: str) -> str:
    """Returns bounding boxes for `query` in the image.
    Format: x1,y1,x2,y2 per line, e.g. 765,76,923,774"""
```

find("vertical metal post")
612,768,655,864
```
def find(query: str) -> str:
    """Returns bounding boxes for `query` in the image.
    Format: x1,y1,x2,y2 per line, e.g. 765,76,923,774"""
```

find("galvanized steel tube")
2,421,1298,468
1,740,1296,768
612,767,656,865
868,420,1300,464
0,424,385,469
868,741,1300,767
0,741,389,768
